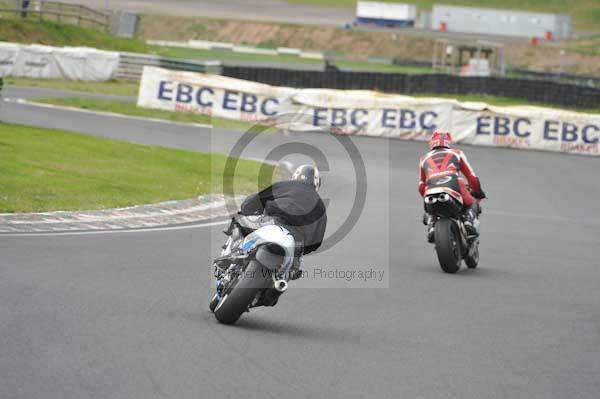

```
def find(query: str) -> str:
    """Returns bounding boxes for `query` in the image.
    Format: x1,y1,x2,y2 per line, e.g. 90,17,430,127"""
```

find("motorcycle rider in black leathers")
238,164,327,279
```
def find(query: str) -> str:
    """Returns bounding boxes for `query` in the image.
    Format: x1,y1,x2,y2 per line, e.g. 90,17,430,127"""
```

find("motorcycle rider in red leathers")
419,132,486,242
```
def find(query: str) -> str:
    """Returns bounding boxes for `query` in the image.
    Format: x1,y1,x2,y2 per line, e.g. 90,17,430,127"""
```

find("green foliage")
0,16,153,53
4,77,140,96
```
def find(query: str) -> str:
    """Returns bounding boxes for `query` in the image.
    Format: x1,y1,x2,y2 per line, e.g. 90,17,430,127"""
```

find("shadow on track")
174,308,353,340
226,314,352,341
458,267,507,278
408,263,513,279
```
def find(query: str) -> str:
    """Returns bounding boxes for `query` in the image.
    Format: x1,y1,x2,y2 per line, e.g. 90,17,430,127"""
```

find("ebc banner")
138,67,600,156
138,66,296,123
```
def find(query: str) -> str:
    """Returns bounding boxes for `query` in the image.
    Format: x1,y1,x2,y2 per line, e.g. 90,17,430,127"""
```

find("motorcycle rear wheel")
434,218,462,274
214,261,271,325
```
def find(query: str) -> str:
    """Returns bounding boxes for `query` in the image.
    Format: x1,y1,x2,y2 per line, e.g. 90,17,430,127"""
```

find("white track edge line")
3,98,214,129
0,219,229,237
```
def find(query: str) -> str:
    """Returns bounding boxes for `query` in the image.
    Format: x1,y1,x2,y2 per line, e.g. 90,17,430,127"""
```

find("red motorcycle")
423,176,480,273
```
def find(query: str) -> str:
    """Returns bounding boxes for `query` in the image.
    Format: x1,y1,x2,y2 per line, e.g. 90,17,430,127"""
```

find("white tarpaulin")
0,42,119,81
0,42,20,77
13,45,58,79
54,47,120,81
138,66,600,156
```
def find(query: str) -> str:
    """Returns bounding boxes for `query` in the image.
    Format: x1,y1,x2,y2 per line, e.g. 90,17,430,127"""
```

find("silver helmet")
292,164,321,192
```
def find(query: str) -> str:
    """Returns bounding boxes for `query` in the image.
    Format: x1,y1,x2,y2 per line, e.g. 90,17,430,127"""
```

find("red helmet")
429,131,452,150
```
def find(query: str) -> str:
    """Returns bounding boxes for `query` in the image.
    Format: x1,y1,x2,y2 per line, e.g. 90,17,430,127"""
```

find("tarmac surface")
61,0,355,26
1,93,599,398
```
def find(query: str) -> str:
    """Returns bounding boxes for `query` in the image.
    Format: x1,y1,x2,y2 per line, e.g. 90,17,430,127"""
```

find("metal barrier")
116,52,222,81
0,1,110,31
508,68,600,88
222,66,600,109
147,39,326,60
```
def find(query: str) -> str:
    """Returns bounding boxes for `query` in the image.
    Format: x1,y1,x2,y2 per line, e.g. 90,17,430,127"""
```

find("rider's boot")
285,241,305,281
463,204,480,237
289,254,304,280
222,218,235,236
260,289,283,307
259,256,299,306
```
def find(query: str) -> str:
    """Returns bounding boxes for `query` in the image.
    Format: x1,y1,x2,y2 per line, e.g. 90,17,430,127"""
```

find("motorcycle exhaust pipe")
438,193,450,202
424,196,437,204
273,279,289,293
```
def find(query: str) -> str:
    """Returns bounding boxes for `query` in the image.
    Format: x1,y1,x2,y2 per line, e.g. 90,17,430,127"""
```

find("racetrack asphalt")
1,95,599,398
61,0,355,26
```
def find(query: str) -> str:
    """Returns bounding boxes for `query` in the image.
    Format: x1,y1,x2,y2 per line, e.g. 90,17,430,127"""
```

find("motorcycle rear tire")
214,261,271,325
434,219,462,274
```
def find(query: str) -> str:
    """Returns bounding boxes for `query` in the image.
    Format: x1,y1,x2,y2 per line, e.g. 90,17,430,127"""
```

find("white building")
431,5,571,40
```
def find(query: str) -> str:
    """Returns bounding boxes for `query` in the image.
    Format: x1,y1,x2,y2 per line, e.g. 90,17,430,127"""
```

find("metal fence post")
20,0,29,17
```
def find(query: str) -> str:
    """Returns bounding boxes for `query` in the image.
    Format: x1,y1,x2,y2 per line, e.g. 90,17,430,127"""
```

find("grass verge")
157,47,432,74
337,61,431,74
0,123,275,213
4,77,140,97
155,47,432,74
0,15,153,52
33,98,271,131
